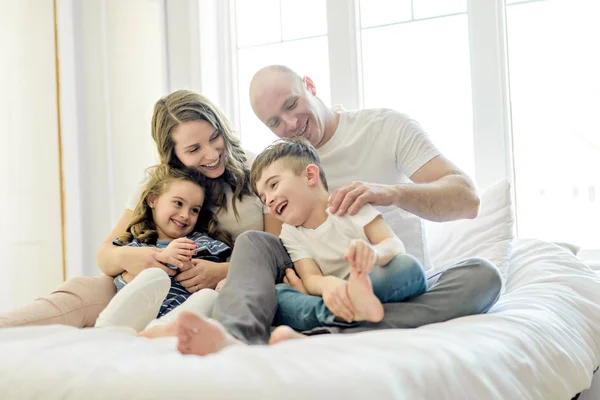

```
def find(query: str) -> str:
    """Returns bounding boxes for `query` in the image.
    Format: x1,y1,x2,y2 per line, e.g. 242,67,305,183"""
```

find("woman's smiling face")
172,120,227,179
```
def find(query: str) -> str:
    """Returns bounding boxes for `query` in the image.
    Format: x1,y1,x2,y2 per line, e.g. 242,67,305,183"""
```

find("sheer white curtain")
0,1,63,311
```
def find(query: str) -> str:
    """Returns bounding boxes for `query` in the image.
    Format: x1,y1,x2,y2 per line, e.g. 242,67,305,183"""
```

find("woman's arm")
95,209,179,277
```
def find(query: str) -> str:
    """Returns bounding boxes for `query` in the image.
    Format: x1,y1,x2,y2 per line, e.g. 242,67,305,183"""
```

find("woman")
0,90,285,329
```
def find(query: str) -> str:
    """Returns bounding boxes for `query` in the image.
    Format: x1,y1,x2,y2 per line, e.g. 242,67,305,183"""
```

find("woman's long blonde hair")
118,165,232,247
151,90,251,220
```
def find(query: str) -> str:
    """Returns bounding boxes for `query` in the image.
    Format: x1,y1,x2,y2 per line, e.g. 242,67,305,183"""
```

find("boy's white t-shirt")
279,204,381,279
317,107,440,274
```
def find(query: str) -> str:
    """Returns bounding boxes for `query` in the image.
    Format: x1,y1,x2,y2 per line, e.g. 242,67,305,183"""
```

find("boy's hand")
162,237,198,265
322,277,354,323
344,239,377,273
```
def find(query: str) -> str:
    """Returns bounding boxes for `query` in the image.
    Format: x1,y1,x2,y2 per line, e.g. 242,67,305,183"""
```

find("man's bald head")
249,65,305,110
249,64,333,148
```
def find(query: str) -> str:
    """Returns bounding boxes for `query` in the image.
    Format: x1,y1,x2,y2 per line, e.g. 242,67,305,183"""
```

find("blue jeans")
274,254,428,332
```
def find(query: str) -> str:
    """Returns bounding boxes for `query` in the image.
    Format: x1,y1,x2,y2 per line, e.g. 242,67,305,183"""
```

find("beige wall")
0,1,63,311
0,0,169,310
72,0,167,277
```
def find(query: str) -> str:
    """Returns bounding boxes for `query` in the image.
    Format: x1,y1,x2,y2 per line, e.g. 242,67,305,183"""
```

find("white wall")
0,1,63,311
60,0,168,277
0,0,171,311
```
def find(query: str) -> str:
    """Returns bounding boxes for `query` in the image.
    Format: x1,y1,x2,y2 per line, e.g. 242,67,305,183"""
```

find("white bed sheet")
1,239,600,400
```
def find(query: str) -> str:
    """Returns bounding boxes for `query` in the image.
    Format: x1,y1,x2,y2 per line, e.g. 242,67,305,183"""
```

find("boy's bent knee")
235,230,281,250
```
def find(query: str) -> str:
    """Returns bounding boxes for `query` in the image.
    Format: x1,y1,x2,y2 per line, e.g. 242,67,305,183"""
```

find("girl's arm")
96,209,180,277
363,215,406,266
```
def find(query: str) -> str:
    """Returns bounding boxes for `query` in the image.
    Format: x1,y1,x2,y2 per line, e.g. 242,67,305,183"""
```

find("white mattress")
1,239,600,400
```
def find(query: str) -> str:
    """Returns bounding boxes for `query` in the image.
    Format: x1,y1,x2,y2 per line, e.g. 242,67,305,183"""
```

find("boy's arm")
293,258,331,296
364,215,406,266
293,258,355,322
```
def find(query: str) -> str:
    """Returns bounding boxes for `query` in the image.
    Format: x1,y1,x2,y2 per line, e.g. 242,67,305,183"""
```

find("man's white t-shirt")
280,204,381,279
317,107,440,274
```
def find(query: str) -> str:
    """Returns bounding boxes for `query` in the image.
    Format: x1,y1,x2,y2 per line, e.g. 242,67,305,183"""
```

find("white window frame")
178,0,598,267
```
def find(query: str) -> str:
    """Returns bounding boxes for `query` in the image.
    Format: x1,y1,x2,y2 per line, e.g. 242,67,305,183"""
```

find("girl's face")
148,180,205,241
172,120,227,179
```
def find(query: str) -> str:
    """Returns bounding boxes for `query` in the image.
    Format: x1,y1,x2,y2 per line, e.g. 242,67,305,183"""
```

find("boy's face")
255,160,315,226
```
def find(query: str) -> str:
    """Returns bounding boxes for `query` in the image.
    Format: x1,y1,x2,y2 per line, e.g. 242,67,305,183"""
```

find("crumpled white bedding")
1,239,599,400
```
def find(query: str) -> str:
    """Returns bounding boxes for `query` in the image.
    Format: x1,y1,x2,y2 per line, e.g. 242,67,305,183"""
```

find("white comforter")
1,239,600,400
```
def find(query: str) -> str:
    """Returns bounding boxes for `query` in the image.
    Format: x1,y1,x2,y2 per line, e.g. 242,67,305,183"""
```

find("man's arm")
329,154,480,222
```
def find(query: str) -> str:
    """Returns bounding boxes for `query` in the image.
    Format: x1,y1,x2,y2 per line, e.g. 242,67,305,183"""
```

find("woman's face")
172,120,227,179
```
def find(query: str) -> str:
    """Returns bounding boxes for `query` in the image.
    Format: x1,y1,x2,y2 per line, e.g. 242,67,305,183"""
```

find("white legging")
94,268,218,333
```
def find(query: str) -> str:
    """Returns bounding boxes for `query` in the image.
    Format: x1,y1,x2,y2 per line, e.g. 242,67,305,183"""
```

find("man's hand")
344,239,377,273
321,277,354,323
175,259,227,293
329,181,397,216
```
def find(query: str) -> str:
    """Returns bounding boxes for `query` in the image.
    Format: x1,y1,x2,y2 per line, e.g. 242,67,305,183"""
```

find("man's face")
251,75,326,148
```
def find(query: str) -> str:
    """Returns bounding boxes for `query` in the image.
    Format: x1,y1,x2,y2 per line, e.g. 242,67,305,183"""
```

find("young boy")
250,138,428,332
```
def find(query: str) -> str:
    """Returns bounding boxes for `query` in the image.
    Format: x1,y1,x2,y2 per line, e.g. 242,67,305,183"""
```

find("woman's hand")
122,247,177,277
176,260,229,293
321,277,354,323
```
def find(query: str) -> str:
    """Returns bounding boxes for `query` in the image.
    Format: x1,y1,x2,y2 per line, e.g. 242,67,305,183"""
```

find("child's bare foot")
269,326,307,345
347,267,384,322
176,311,243,356
139,321,177,339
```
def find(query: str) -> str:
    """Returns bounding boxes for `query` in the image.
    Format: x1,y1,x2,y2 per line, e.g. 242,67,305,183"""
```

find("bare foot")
269,326,307,345
176,311,243,356
139,321,177,339
347,268,384,322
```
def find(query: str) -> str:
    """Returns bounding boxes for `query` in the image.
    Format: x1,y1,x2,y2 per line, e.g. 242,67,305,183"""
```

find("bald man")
247,65,502,322
187,66,503,355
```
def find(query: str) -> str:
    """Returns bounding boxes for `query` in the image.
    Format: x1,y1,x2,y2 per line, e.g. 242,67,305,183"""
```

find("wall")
0,0,170,310
0,1,63,311
60,0,168,278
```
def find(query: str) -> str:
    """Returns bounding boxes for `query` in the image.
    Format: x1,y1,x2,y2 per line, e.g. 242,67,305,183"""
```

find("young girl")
94,164,232,334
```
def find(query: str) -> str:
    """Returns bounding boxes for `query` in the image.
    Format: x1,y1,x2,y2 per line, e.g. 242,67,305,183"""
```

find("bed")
2,178,600,399
1,238,599,400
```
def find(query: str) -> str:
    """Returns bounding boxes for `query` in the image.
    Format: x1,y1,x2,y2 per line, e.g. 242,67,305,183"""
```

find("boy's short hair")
250,137,329,196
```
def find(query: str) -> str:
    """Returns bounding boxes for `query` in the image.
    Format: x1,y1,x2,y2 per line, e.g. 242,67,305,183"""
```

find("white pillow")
424,178,515,277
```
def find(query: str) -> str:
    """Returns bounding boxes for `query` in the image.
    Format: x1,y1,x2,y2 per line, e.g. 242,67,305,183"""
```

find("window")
506,0,600,250
360,1,474,175
234,0,331,154
211,0,600,261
